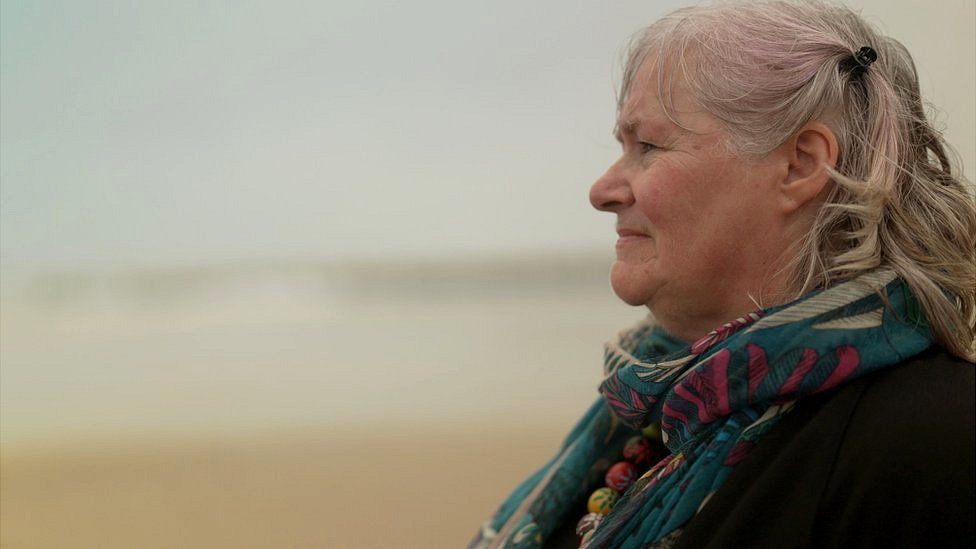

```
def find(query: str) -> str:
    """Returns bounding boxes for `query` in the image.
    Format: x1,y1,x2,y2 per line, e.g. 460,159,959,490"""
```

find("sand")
1,423,569,548
0,257,637,547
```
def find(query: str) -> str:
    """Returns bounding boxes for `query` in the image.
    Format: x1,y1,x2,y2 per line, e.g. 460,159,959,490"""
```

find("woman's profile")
472,1,975,547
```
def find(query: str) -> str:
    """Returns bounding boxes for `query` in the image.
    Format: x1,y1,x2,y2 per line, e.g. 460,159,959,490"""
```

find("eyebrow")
614,114,685,144
613,118,639,144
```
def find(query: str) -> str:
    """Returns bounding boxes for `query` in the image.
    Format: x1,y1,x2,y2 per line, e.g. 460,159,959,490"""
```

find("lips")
616,228,649,238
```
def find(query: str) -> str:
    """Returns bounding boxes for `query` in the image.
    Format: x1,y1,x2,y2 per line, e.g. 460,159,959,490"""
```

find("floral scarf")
470,270,933,548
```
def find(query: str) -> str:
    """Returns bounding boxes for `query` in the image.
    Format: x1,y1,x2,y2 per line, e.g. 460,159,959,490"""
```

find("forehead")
618,64,666,130
617,54,708,136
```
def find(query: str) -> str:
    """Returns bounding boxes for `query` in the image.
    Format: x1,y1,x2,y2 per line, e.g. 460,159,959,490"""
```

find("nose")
589,160,634,213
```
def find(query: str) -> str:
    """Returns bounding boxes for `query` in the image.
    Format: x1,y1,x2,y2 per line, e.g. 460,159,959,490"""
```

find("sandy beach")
2,422,573,548
0,256,640,548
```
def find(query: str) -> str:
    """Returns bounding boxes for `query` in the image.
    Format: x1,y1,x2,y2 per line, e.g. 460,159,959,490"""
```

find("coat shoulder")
815,347,975,548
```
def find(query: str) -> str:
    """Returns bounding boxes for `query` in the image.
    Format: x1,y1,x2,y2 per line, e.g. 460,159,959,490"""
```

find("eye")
638,141,659,155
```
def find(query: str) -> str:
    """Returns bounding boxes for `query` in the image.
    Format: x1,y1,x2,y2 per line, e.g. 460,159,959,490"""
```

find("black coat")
547,347,975,548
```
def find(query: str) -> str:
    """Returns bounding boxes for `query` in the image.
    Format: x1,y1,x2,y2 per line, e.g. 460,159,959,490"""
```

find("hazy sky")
2,0,973,271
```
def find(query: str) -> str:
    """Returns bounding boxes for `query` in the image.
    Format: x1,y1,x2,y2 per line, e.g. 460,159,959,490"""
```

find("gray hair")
619,0,975,359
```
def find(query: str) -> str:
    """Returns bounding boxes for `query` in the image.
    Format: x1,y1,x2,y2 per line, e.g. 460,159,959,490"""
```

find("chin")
609,261,655,307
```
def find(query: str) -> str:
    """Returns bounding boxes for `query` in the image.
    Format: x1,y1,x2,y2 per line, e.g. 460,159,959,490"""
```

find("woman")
471,1,975,548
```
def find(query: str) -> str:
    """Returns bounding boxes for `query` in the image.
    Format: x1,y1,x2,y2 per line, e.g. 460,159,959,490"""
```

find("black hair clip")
841,46,878,75
853,46,877,67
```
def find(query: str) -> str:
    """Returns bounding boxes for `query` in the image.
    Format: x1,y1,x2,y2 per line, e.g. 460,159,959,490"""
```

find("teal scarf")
471,270,932,548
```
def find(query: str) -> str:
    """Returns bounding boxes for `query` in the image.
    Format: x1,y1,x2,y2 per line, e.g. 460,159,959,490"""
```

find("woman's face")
589,59,790,342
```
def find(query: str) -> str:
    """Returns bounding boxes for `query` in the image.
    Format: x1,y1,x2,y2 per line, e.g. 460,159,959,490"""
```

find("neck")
652,278,794,344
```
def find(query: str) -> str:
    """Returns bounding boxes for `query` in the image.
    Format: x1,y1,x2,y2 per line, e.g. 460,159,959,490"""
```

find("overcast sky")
2,0,973,271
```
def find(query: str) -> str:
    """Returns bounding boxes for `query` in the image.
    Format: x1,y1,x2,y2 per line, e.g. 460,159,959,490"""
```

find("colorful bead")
587,487,618,515
575,512,603,538
641,422,663,441
605,461,638,492
622,435,654,465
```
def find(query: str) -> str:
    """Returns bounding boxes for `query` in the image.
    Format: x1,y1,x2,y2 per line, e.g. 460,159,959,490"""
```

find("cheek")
633,164,697,230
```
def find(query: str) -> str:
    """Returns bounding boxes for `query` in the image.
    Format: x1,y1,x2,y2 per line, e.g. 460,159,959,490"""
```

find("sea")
1,252,646,451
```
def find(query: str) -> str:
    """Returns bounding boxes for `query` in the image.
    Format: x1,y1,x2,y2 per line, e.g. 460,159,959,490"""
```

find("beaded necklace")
574,422,666,546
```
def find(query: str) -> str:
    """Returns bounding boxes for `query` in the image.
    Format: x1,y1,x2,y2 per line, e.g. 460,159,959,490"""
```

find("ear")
779,122,839,214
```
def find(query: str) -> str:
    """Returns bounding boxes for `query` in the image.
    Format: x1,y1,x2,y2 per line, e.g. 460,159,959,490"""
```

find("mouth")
616,228,649,238
615,228,651,250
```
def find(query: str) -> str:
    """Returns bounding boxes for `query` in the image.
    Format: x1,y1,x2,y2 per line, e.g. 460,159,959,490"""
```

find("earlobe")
781,122,839,213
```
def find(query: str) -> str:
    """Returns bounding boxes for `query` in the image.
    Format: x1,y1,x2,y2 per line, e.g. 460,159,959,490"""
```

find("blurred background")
1,0,972,547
